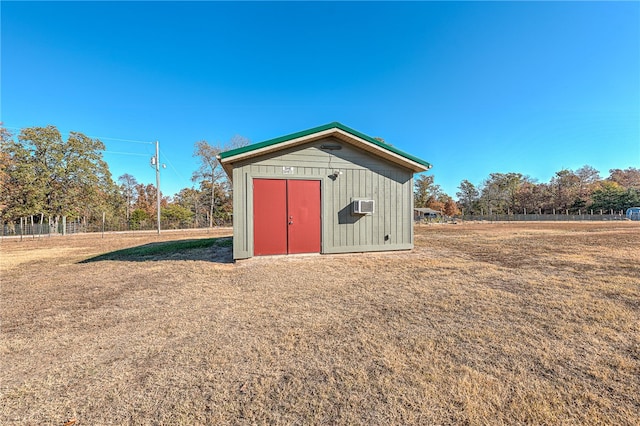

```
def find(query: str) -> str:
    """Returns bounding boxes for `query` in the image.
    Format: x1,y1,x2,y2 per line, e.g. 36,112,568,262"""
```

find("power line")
102,150,150,157
2,125,153,145
5,124,195,191
91,136,153,145
160,148,192,186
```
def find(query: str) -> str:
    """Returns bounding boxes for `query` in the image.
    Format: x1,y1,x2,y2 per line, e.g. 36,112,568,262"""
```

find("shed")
414,207,442,221
627,207,640,221
217,122,432,260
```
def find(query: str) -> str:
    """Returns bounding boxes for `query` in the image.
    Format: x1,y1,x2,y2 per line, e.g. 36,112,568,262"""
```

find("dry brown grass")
1,222,639,425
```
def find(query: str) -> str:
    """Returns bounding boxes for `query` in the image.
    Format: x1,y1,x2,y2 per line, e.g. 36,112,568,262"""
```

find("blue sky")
2,1,639,198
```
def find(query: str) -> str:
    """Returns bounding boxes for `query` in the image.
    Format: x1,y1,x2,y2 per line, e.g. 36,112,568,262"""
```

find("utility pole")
151,141,162,235
156,141,161,234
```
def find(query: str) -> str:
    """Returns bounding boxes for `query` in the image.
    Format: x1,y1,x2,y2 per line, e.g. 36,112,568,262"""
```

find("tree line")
3,124,638,232
0,125,247,232
415,165,640,216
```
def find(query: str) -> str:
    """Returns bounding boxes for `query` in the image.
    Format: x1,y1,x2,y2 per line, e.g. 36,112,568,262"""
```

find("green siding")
231,138,414,259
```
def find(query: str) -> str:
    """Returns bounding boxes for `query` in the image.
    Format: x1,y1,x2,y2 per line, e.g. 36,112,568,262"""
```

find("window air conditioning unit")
352,200,375,215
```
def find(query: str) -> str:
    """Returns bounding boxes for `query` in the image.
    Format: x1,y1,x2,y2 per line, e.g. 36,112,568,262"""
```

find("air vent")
320,144,342,150
352,200,374,215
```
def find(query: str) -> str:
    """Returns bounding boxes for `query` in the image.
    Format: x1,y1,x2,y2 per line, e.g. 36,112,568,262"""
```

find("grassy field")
1,223,639,425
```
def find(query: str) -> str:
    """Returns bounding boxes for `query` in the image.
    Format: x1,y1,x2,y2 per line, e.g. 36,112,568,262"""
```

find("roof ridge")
218,122,431,171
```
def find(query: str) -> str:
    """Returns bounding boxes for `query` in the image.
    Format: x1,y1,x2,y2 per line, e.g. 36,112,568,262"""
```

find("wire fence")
1,218,232,239
416,212,634,224
5,212,635,238
458,213,629,222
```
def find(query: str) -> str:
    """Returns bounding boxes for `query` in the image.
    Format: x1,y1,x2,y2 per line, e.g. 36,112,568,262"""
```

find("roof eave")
219,126,431,177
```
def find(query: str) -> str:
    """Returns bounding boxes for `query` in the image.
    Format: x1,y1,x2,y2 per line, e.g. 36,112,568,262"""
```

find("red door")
253,179,287,255
287,180,321,254
253,179,320,256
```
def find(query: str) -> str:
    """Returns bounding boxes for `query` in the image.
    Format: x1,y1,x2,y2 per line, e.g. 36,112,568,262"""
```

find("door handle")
289,216,293,225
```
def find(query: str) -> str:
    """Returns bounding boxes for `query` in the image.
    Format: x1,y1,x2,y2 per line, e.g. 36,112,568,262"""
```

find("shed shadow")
80,237,233,264
338,205,365,225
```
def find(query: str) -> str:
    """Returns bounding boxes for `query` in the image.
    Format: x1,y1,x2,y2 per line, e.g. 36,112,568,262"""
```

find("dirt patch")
1,223,639,425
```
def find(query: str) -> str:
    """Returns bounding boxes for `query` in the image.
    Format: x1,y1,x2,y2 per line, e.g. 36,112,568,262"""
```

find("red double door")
253,179,321,256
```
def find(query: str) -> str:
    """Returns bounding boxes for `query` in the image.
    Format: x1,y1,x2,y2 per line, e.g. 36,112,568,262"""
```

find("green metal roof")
218,122,432,170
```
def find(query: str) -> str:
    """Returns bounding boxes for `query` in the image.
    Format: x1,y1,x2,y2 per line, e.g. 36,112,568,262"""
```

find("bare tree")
608,167,640,190
117,173,138,220
192,141,224,228
192,135,249,227
551,169,580,212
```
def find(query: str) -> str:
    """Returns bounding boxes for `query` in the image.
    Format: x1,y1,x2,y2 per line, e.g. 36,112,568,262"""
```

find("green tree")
591,181,640,212
100,184,126,225
0,129,43,222
414,174,442,208
129,208,149,230
0,126,13,193
2,125,115,229
161,204,194,227
456,179,479,214
174,187,204,226
479,173,526,214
